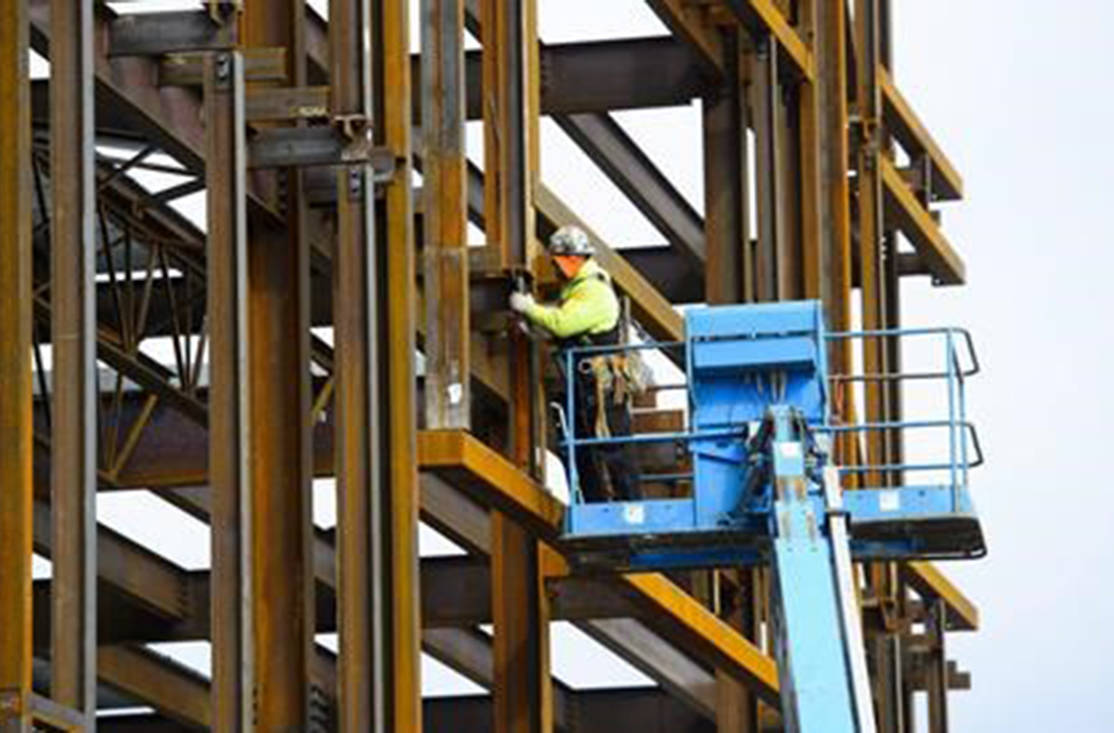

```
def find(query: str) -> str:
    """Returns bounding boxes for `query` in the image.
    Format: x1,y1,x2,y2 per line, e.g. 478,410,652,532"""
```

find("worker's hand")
509,291,535,314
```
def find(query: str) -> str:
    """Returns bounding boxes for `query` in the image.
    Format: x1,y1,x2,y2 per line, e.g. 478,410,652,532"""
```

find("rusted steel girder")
0,2,35,729
422,0,472,430
48,0,98,722
239,1,319,728
204,47,253,732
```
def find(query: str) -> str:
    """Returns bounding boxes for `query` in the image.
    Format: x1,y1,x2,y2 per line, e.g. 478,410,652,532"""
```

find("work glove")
509,291,534,314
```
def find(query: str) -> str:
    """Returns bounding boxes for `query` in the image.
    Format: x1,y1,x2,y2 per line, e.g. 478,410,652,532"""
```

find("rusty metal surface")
48,0,98,721
0,0,34,723
204,48,252,732
422,0,472,430
241,1,318,728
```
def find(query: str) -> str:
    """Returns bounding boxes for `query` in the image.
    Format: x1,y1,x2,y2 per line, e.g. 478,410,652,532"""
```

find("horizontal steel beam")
108,11,235,56
159,47,289,87
247,127,395,170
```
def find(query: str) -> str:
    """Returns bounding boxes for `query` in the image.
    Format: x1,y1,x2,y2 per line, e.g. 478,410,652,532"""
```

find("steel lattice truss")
0,1,976,731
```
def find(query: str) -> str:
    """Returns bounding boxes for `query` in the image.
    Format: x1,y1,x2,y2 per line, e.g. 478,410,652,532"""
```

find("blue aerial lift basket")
559,300,985,573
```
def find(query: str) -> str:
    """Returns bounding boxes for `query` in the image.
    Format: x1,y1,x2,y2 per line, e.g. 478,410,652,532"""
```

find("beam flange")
879,67,963,201
903,562,979,632
880,155,965,285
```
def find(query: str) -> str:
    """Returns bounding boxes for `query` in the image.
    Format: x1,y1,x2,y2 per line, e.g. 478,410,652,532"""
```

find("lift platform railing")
559,327,983,516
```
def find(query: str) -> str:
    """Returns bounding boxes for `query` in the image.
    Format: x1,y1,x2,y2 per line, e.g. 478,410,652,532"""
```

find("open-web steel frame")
0,0,977,730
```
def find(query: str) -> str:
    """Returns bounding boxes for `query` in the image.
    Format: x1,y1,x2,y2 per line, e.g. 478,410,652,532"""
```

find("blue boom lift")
558,301,983,732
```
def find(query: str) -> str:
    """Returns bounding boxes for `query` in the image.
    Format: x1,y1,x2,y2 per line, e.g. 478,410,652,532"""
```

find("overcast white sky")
59,0,1114,728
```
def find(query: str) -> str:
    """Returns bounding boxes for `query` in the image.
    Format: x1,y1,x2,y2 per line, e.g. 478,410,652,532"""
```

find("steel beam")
380,0,424,724
0,1,34,728
855,0,890,485
880,157,965,285
644,0,725,75
556,111,706,268
48,0,97,721
727,0,814,80
204,48,252,732
329,0,384,726
702,29,748,304
879,67,963,201
240,2,317,728
422,0,472,429
751,39,784,301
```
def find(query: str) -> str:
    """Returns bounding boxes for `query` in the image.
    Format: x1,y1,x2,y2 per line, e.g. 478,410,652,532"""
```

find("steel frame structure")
0,0,978,731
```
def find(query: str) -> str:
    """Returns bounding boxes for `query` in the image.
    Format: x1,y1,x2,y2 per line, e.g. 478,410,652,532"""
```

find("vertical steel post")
816,0,857,471
855,0,890,486
378,0,424,726
330,0,382,727
332,0,423,728
798,0,825,305
483,0,551,730
205,49,252,733
492,518,552,733
49,0,97,722
422,0,472,429
240,2,316,728
926,599,950,732
751,38,783,302
0,3,33,729
703,29,749,306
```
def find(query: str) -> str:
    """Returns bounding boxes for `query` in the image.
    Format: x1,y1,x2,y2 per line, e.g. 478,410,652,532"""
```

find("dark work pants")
568,370,640,503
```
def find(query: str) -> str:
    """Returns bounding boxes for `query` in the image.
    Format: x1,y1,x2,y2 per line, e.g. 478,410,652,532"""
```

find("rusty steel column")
855,0,890,484
240,2,317,728
816,0,857,469
49,0,97,721
329,0,382,726
703,29,749,306
422,0,471,429
205,49,253,732
484,0,540,472
0,2,33,729
483,1,551,731
377,0,424,726
492,517,552,733
332,0,423,728
798,0,825,305
751,37,783,302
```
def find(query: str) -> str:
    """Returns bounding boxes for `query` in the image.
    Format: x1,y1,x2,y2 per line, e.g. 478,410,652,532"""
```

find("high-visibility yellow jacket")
523,259,619,341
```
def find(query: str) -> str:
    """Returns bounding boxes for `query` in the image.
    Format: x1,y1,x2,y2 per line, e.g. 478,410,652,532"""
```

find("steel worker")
509,225,641,503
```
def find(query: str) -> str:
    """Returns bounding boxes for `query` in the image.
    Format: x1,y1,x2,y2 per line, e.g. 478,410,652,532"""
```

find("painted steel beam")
880,156,966,285
903,563,979,632
644,0,726,75
48,0,98,720
727,0,814,80
240,2,318,728
879,67,963,201
203,48,252,732
422,0,472,429
0,2,34,726
417,430,780,705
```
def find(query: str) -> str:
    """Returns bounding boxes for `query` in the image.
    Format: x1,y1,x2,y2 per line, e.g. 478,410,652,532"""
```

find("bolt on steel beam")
48,0,98,723
0,1,34,729
204,48,253,732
